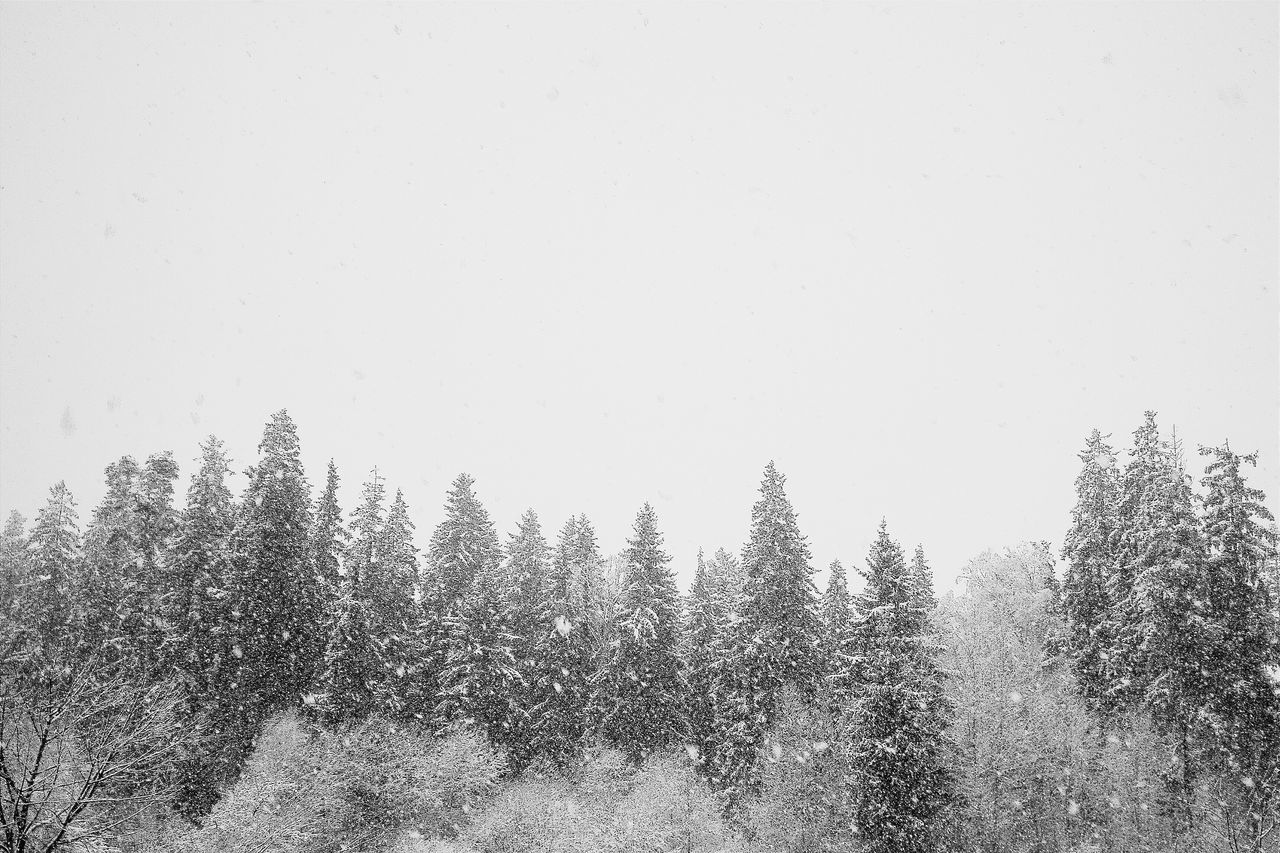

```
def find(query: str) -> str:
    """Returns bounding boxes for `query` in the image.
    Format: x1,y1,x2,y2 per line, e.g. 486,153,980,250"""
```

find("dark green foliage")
505,509,551,767
311,460,348,607
24,481,82,657
427,473,502,615
594,503,688,762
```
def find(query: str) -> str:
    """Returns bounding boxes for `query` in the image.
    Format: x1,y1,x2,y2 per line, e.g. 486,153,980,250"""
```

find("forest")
1,409,1277,853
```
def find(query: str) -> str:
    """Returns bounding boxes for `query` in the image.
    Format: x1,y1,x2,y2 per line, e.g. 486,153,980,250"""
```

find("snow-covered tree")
225,411,320,714
594,503,687,762
311,459,348,609
715,462,822,800
505,509,550,766
843,523,957,853
24,481,82,657
1062,428,1122,717
427,473,501,616
0,510,28,621
821,559,851,682
168,437,239,818
524,516,595,767
375,487,422,716
1197,442,1280,850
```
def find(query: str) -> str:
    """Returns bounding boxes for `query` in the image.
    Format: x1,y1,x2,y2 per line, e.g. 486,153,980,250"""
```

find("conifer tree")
821,559,851,682
844,524,957,853
1197,443,1280,849
438,547,524,749
1062,429,1122,716
24,482,82,656
225,411,320,714
81,457,142,658
716,462,822,799
684,550,719,768
1110,424,1213,833
311,471,388,727
427,473,501,615
0,510,28,622
376,487,422,716
505,509,550,765
311,460,347,608
525,516,595,767
594,503,687,762
168,437,239,818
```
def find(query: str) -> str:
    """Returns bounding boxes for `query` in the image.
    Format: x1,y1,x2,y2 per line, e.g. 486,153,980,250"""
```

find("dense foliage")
2,409,1276,853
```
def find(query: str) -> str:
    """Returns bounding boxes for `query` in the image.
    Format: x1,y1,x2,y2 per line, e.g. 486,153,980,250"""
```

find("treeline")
1,409,1277,853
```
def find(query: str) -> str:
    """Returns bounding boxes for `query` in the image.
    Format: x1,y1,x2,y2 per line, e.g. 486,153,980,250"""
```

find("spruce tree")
81,457,142,659
505,509,550,766
716,462,822,799
311,460,348,609
225,410,320,714
844,524,957,853
313,471,389,726
376,488,421,715
1062,429,1122,716
24,481,82,657
594,503,687,762
168,437,239,818
1198,443,1280,849
821,559,851,684
0,511,28,622
525,516,595,767
684,550,720,769
427,473,501,616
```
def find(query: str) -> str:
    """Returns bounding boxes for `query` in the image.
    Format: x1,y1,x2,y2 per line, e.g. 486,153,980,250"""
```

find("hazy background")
2,3,1276,592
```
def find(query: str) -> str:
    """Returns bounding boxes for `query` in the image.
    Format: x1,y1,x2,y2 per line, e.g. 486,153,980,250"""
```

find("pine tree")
594,503,687,762
0,510,28,622
1062,429,1122,717
24,482,82,657
225,411,320,714
716,462,822,799
844,524,957,853
1197,443,1280,850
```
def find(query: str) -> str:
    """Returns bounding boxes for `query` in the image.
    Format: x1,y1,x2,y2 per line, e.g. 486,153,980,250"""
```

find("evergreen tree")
311,460,348,608
716,462,822,799
821,559,851,683
225,411,320,714
594,503,687,762
312,471,390,726
81,457,142,658
1112,423,1213,834
427,473,501,615
0,510,28,622
168,437,239,818
1197,443,1280,850
525,516,595,767
24,481,82,656
844,524,957,853
505,509,550,766
1062,429,1122,716
376,487,422,716
684,550,718,767
438,545,524,750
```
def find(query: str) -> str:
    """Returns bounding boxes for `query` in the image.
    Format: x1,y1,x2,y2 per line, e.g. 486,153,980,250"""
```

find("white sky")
1,3,1276,593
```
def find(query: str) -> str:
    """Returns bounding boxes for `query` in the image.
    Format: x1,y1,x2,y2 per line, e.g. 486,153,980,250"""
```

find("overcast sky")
1,3,1276,592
